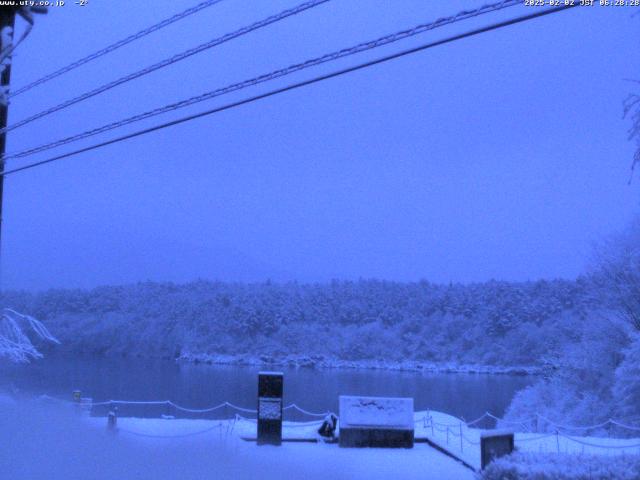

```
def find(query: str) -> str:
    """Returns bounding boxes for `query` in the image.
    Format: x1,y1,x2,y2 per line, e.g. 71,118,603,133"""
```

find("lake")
0,355,533,426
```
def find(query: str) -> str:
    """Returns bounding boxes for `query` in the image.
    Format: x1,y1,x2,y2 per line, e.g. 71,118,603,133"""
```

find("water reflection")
0,355,533,425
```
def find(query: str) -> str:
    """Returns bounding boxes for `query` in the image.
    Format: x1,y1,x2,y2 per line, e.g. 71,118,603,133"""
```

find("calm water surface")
0,356,533,424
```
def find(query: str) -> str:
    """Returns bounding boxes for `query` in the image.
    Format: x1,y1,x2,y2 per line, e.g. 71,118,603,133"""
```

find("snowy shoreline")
177,352,540,376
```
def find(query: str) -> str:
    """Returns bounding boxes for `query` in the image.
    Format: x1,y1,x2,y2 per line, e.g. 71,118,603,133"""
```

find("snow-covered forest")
0,271,619,368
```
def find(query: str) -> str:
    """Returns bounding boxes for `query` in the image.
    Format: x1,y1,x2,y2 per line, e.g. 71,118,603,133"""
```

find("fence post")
107,403,117,432
72,390,82,414
555,430,560,453
459,423,463,452
430,418,434,437
446,426,449,445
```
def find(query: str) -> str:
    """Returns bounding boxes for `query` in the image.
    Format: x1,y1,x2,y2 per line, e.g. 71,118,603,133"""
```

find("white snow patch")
340,395,413,428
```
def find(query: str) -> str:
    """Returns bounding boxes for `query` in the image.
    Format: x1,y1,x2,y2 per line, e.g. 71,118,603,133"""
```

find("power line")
0,3,577,178
9,0,226,98
0,0,329,135
3,0,522,162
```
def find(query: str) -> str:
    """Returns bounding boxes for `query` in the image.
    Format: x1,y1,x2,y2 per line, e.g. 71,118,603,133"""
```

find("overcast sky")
2,0,639,290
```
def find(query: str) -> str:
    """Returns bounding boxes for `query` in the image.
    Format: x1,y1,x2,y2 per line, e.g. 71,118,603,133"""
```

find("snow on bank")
178,352,539,375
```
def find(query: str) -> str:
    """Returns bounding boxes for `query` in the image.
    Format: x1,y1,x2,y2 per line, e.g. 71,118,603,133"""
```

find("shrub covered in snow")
501,315,632,435
613,334,640,420
481,452,640,480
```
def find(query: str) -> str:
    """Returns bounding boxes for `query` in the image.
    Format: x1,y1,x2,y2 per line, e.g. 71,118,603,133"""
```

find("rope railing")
461,432,480,446
38,394,338,424
282,403,333,417
448,428,462,438
169,401,228,413
427,410,640,435
421,412,640,454
92,399,254,413
427,416,472,428
110,406,637,453
433,423,449,433
610,420,640,432
235,415,257,424
282,420,325,428
425,417,478,449
425,411,531,431
223,402,257,414
92,400,169,406
86,398,339,418
530,414,640,437
487,412,536,426
536,414,611,432
558,433,640,450
39,394,640,446
514,432,558,443
464,412,492,427
118,422,227,439
112,412,640,450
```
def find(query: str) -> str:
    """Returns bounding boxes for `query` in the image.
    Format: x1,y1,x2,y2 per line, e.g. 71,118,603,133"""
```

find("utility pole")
0,7,16,277
0,6,46,286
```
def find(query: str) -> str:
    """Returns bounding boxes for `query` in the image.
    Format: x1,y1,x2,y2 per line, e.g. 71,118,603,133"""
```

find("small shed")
338,395,414,448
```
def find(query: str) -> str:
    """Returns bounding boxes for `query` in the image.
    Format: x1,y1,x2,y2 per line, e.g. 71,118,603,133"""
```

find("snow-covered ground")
0,397,474,480
3,393,639,480
83,409,640,474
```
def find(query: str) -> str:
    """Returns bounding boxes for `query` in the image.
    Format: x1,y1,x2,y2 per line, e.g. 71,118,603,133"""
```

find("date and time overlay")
0,0,639,8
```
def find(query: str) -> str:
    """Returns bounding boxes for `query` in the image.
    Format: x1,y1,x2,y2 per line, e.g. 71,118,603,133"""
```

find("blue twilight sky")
2,0,639,290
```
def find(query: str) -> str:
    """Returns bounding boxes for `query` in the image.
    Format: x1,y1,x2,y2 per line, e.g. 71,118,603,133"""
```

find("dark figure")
318,413,338,439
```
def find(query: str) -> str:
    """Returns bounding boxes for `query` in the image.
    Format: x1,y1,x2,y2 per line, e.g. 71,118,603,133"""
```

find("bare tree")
0,308,59,363
624,81,640,180
593,217,640,331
